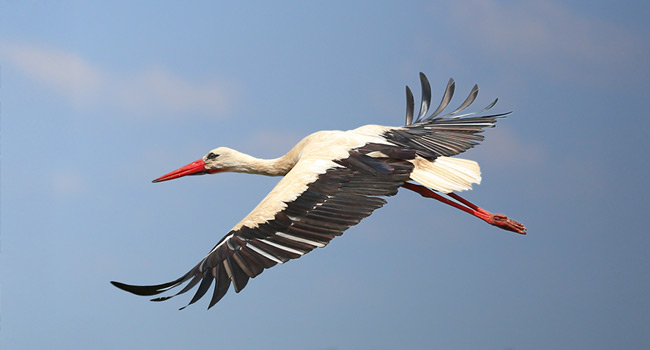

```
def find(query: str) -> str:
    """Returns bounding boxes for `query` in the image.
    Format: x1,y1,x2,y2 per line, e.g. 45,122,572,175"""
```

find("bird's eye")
206,152,219,160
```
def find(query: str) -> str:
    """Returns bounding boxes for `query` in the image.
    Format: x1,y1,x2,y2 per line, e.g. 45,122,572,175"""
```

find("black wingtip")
111,280,140,293
111,280,150,295
110,279,180,297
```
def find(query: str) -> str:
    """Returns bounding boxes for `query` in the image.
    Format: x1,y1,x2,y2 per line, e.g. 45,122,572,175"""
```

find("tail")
409,156,481,193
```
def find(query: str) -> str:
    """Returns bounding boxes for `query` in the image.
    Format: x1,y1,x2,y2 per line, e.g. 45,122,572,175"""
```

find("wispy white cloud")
2,43,103,107
1,42,232,116
448,0,648,82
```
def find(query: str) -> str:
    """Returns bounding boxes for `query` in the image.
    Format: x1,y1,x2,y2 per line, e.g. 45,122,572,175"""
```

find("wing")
111,143,415,309
386,72,510,159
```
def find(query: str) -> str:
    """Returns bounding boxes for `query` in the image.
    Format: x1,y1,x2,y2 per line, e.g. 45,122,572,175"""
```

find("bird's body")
112,74,526,309
225,126,392,230
217,125,478,231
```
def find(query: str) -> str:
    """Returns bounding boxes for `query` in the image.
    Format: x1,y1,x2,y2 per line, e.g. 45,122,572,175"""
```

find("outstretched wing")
111,143,415,309
391,72,510,159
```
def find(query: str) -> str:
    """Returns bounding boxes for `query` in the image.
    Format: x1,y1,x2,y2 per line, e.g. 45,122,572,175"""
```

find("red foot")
483,213,527,235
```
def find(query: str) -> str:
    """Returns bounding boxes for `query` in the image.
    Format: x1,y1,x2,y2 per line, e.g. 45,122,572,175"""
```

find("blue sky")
2,1,649,349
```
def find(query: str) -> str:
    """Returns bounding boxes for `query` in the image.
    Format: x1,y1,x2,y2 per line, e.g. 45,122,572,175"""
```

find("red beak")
152,159,208,183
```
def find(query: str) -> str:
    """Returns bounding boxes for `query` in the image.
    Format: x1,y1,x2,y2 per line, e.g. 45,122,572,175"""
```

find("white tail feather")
410,156,481,193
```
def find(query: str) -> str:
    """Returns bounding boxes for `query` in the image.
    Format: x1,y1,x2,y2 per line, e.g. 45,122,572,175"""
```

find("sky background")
2,1,649,349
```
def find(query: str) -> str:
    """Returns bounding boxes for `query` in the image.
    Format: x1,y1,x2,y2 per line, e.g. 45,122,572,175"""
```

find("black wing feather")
389,73,510,159
208,265,231,309
405,86,414,126
416,72,431,122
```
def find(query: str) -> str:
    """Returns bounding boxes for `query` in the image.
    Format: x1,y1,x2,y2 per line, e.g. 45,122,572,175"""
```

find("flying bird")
111,73,526,310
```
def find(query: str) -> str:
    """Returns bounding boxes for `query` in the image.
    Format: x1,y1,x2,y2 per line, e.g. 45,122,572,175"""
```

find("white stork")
111,73,526,310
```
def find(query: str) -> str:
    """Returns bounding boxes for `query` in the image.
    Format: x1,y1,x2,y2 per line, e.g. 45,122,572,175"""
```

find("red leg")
401,183,526,235
447,192,480,210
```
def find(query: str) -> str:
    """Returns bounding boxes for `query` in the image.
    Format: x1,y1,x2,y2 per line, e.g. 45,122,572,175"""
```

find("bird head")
152,147,240,183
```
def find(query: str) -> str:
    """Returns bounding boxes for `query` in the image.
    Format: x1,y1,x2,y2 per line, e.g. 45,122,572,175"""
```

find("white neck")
226,147,301,177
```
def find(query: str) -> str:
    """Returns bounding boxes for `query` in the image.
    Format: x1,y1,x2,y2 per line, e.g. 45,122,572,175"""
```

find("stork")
111,73,526,310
